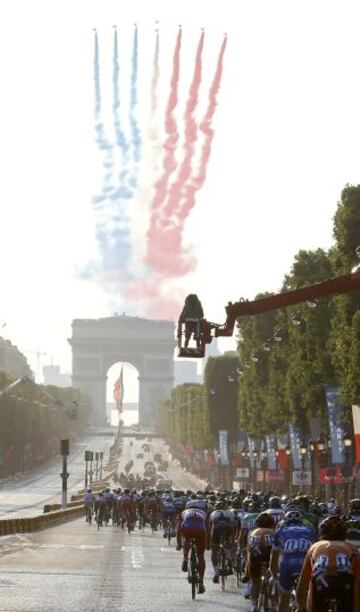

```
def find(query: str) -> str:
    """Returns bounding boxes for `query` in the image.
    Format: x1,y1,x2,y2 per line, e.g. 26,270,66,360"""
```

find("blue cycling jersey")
274,523,316,556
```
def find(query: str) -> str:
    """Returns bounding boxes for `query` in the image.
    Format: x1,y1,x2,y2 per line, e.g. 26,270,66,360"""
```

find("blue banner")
248,436,256,468
289,424,302,469
265,435,277,470
326,386,345,464
218,430,229,466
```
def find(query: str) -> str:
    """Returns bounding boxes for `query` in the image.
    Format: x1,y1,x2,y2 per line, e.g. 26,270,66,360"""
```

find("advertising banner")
352,405,360,463
248,436,256,468
218,430,229,466
256,470,264,482
266,470,285,483
326,386,345,464
292,471,312,486
289,424,302,469
235,468,250,479
236,429,247,452
265,435,277,470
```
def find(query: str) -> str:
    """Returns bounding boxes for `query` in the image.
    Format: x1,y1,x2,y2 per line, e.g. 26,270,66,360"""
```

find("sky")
1,0,360,395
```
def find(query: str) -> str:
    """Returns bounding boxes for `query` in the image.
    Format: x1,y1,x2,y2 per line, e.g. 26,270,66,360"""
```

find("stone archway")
68,315,175,428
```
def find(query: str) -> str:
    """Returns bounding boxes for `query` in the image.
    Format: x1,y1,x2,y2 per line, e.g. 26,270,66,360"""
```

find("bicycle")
258,562,271,611
188,537,200,600
234,544,245,587
289,574,299,612
218,537,233,591
85,504,93,525
163,518,173,545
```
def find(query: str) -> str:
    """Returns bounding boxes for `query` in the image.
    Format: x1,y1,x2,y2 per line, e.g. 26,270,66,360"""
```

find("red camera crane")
177,270,360,358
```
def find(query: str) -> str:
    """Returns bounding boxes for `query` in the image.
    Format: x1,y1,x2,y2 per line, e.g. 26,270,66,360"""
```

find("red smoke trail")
180,35,227,220
146,35,227,277
147,28,182,216
162,31,204,222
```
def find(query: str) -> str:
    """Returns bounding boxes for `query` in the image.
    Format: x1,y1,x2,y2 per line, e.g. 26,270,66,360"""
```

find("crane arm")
177,270,360,357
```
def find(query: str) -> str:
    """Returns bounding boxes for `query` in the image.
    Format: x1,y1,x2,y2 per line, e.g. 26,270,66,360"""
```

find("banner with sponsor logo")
265,469,285,483
289,424,302,469
218,430,229,466
352,405,360,463
293,470,312,486
326,386,345,464
235,468,250,479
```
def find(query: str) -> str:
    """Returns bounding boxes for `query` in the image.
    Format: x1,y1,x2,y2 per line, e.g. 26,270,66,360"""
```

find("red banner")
265,469,285,483
319,466,356,485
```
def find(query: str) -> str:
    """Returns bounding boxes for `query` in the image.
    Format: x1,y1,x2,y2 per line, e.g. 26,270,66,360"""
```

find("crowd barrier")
0,504,86,537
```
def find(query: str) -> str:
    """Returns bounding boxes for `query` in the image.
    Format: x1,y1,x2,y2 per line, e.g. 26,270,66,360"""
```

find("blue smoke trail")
93,30,114,204
111,27,132,201
92,30,132,275
129,25,141,188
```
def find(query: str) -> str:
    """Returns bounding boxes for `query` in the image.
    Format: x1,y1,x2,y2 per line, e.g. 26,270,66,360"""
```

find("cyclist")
209,499,237,583
120,488,136,530
240,500,261,599
247,512,275,612
84,488,94,523
346,498,360,520
297,515,360,612
144,490,160,530
177,499,207,594
161,495,177,538
270,509,316,612
264,496,285,525
94,491,106,527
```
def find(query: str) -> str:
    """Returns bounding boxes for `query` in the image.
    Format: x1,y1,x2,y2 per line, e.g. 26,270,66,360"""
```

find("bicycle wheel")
167,523,172,545
220,550,226,591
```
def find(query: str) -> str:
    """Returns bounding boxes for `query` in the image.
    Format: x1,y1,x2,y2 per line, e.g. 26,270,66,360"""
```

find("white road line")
130,536,144,569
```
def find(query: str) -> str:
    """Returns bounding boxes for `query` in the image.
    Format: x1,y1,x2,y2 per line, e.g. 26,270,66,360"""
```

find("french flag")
352,405,360,463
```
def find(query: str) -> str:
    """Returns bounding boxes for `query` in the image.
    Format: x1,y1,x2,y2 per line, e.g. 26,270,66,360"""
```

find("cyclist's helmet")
214,500,226,510
87,489,92,493
256,512,276,529
284,510,303,524
124,489,130,495
349,499,360,514
269,496,281,509
106,487,110,493
165,496,173,503
232,498,243,509
185,499,204,510
319,516,347,541
250,493,259,503
247,502,261,513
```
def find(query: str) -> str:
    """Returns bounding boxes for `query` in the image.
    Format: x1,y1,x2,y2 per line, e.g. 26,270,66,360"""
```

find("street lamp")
300,442,307,470
308,440,316,496
285,444,292,494
343,433,354,511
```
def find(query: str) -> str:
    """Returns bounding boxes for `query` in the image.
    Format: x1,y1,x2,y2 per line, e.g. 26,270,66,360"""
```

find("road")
0,432,115,518
0,434,250,611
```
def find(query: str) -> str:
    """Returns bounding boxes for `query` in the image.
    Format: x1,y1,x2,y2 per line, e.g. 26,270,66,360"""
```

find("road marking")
131,536,144,569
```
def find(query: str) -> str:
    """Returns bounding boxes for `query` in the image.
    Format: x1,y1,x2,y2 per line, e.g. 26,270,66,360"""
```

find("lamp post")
261,449,268,492
309,439,316,496
253,448,258,491
343,433,353,512
241,449,247,491
316,435,327,501
299,442,308,493
285,444,292,495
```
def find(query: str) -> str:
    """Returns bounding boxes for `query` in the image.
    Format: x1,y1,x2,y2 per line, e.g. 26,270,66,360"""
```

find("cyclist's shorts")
211,524,235,546
312,572,354,612
279,556,305,592
181,526,206,553
249,547,271,578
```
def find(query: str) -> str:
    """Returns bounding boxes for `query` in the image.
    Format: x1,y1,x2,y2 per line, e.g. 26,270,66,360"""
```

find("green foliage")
204,355,239,443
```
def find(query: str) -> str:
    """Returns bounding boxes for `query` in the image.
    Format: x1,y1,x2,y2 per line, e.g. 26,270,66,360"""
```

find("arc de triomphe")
68,315,175,428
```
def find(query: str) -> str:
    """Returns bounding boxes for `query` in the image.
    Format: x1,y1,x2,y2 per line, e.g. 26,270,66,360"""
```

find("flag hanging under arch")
113,366,124,412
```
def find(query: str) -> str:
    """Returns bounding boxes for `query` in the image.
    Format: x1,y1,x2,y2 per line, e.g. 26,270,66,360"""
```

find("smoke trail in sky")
145,35,227,278
91,30,132,277
162,32,205,222
147,28,182,218
180,35,227,220
148,28,161,173
111,28,131,201
128,25,141,189
92,30,114,205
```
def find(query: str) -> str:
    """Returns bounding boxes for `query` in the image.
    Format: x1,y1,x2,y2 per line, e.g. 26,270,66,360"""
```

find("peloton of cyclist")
270,509,316,612
296,515,360,612
176,499,207,595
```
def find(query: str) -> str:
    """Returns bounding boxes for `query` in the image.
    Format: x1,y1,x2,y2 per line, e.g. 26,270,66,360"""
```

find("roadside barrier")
0,505,85,537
